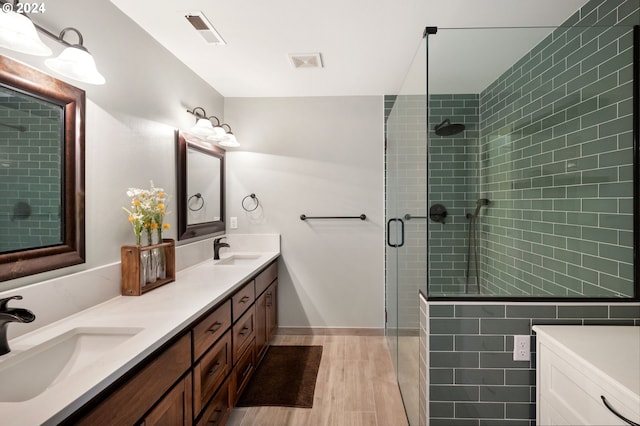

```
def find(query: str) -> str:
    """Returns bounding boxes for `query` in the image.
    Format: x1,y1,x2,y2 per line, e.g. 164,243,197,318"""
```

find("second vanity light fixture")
0,0,105,85
187,107,240,148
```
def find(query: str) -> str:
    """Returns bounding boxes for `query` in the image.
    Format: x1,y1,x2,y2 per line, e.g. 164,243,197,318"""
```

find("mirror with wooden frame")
0,55,85,282
176,130,225,240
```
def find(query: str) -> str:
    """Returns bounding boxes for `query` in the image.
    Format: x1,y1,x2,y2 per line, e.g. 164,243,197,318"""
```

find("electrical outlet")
513,335,530,361
230,216,238,229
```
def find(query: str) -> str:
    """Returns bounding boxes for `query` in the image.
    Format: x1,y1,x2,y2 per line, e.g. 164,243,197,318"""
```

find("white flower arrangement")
123,181,170,245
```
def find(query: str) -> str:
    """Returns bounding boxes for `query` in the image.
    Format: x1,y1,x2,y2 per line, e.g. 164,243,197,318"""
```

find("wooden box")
121,239,176,296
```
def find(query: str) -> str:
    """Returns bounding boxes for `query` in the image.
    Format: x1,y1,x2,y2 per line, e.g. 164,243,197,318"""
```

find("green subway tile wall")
427,0,638,298
428,94,481,295
427,302,640,426
0,89,62,252
424,0,640,424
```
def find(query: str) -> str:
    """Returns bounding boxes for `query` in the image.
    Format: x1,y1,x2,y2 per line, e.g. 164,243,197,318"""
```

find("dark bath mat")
237,345,323,408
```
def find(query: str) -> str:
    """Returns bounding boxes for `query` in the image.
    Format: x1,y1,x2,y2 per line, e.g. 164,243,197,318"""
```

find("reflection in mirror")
176,131,225,240
187,146,221,225
0,55,85,282
0,86,63,252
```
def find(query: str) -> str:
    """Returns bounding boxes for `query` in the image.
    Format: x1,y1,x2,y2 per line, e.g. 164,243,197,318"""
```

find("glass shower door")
385,37,427,426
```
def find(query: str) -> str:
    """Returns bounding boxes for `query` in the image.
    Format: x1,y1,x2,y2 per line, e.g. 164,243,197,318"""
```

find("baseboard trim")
276,327,385,336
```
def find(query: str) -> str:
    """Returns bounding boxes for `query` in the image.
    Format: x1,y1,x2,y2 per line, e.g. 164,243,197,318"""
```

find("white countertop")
0,249,279,426
533,325,640,400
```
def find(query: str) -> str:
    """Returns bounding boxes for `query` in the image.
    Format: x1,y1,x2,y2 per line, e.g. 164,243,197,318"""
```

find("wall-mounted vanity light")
186,107,240,147
215,124,239,147
0,0,105,85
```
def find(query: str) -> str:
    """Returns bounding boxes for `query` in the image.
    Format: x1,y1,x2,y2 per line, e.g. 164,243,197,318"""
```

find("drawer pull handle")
601,395,640,426
239,295,250,303
207,322,222,333
241,363,252,379
266,293,272,307
208,408,223,424
239,326,250,336
207,361,221,376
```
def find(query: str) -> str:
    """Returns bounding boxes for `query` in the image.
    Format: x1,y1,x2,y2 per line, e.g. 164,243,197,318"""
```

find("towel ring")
188,193,205,211
242,193,260,212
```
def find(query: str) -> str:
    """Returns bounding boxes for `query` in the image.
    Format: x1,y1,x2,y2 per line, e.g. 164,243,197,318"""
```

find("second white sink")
215,254,261,266
0,327,143,402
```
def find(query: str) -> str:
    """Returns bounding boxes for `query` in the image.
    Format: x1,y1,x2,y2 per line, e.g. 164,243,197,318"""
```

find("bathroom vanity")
0,241,279,426
533,325,640,426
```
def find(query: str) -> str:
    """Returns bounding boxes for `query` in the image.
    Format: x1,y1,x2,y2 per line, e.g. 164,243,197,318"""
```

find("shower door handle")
386,218,405,247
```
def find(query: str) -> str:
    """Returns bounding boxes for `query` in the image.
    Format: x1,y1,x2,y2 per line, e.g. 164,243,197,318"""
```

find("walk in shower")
385,0,639,423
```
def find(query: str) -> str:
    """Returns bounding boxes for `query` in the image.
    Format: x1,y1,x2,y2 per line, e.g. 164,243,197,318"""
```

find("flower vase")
147,249,158,285
139,250,149,287
155,246,166,280
151,247,163,281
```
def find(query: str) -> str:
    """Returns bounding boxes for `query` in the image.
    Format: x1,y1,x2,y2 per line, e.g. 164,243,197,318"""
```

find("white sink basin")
0,327,143,402
215,254,261,266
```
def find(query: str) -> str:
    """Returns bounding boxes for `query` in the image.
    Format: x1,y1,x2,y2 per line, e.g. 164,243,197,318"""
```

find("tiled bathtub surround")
427,302,640,426
427,0,638,297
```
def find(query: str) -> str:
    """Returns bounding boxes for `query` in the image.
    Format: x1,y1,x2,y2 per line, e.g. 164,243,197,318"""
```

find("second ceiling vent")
288,53,323,69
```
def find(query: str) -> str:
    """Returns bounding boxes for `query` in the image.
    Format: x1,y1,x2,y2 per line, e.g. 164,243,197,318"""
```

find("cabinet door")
255,290,268,361
74,334,191,426
143,375,192,426
266,280,278,340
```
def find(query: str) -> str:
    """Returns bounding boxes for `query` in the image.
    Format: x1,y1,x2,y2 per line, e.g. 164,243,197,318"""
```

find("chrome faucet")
213,237,230,260
0,296,35,356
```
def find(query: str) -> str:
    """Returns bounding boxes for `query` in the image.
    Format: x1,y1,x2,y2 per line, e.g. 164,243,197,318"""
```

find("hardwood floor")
228,334,409,426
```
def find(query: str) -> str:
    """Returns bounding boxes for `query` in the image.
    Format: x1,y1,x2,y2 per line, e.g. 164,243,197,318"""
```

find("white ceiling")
111,0,590,98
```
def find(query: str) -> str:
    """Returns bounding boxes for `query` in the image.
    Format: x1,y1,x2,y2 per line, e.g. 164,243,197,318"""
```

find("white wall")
0,1,223,291
224,97,384,329
0,1,386,332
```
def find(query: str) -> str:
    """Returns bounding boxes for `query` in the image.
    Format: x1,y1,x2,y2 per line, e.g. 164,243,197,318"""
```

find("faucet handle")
0,295,23,311
214,236,227,244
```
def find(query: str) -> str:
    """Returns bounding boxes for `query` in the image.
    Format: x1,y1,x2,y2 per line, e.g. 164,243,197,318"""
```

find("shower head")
434,119,465,136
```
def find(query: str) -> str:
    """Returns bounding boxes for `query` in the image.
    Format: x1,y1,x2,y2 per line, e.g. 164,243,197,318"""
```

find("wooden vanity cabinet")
66,258,279,426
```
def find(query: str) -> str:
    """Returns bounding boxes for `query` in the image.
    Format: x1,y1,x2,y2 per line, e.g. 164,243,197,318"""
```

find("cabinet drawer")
233,306,255,364
232,281,255,322
255,261,277,297
193,330,231,416
196,377,231,426
233,342,256,405
193,300,231,361
539,343,637,425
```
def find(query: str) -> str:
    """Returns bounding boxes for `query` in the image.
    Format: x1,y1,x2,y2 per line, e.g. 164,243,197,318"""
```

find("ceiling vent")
288,53,323,69
185,12,226,45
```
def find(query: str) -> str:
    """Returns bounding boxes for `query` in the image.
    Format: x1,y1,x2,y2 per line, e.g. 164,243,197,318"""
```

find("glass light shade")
45,46,105,85
218,133,240,147
205,126,228,141
189,118,216,137
0,11,52,56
